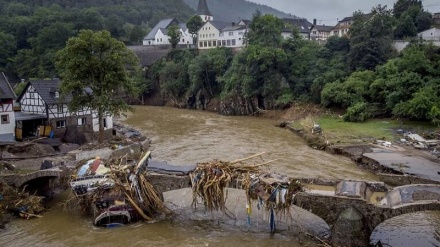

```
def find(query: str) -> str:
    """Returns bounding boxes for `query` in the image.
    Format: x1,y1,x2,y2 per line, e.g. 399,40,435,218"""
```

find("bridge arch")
370,210,440,247
0,169,61,188
293,189,440,247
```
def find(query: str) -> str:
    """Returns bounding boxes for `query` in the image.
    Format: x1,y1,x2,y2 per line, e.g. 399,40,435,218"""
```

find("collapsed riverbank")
285,122,440,186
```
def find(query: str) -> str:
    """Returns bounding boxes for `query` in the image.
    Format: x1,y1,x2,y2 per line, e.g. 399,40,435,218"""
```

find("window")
57,105,64,113
238,32,244,35
200,42,203,47
208,41,212,47
103,118,107,128
229,32,233,36
56,120,66,129
213,40,217,46
1,114,9,124
227,39,231,46
182,38,184,42
54,91,59,98
232,39,236,46
222,40,226,46
78,117,86,126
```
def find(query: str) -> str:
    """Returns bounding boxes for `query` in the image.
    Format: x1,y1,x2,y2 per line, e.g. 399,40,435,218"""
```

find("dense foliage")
0,0,195,78
144,2,438,125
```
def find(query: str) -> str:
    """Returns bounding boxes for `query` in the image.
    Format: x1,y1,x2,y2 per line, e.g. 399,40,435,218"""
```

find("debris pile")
69,151,169,227
0,182,45,220
189,153,304,233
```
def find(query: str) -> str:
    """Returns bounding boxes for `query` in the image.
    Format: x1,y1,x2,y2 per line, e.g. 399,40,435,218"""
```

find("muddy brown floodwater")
1,106,439,247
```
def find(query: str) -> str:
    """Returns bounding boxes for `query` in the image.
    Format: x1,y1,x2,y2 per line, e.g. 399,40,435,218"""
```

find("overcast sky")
248,0,440,25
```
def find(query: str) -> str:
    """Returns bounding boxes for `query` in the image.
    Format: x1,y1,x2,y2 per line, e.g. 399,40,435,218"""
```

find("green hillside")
0,0,195,79
183,0,292,22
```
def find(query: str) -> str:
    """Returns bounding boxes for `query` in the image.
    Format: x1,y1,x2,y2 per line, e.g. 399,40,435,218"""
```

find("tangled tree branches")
0,183,45,219
69,151,169,225
189,152,303,218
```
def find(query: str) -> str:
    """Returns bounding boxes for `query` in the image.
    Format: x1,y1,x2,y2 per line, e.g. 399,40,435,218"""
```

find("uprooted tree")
56,30,141,143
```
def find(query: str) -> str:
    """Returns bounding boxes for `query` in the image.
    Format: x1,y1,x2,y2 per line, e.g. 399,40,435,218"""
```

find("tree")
187,47,233,106
186,15,203,48
415,11,432,32
129,25,145,45
246,11,284,47
348,6,395,71
394,13,417,39
56,30,140,143
167,25,181,49
393,0,422,19
0,32,15,69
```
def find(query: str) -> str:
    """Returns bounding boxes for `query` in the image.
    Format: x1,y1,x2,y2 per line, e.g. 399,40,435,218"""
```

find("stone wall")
0,169,61,188
293,192,440,247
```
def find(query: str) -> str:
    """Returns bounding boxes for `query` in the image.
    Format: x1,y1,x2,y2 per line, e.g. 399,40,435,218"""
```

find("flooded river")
1,106,439,246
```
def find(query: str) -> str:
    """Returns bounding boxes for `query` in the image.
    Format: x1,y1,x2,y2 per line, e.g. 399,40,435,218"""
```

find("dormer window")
50,87,60,98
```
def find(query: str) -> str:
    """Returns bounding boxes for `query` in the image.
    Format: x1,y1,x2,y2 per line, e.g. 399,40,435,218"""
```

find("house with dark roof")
143,0,214,47
331,16,354,37
0,72,16,142
142,18,193,47
16,79,113,140
282,18,313,40
310,19,333,44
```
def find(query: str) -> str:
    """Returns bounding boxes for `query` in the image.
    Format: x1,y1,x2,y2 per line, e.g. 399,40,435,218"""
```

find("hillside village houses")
143,1,440,50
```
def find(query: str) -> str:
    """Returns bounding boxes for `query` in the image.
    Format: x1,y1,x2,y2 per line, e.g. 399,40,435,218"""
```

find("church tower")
197,0,213,22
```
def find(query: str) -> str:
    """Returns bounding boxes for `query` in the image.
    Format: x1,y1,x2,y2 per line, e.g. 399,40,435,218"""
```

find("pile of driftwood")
69,151,169,223
189,153,303,217
0,183,44,219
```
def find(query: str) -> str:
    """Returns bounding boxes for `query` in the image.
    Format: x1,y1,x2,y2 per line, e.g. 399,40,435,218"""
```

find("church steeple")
196,0,213,22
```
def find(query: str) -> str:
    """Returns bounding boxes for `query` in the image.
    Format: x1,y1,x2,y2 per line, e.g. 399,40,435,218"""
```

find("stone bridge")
0,168,61,188
145,161,440,247
293,182,440,246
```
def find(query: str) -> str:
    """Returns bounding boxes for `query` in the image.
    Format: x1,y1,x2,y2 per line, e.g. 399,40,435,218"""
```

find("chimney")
313,19,317,25
232,22,235,26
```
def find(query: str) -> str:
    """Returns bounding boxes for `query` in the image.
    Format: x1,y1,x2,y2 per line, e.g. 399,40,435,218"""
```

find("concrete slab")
336,181,366,199
363,150,440,183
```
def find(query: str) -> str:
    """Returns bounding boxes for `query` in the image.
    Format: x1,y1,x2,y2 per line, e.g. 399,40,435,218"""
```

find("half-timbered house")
16,79,113,140
0,72,16,142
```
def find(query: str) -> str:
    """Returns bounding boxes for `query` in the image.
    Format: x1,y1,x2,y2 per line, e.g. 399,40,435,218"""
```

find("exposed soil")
279,103,327,121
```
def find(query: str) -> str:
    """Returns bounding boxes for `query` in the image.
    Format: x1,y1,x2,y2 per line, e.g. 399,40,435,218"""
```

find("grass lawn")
304,115,438,145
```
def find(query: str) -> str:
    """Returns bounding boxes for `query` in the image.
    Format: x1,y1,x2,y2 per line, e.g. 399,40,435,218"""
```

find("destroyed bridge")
146,160,440,247
1,157,439,247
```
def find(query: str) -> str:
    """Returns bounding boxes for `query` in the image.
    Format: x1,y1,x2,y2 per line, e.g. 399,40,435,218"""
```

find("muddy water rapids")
1,106,439,247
